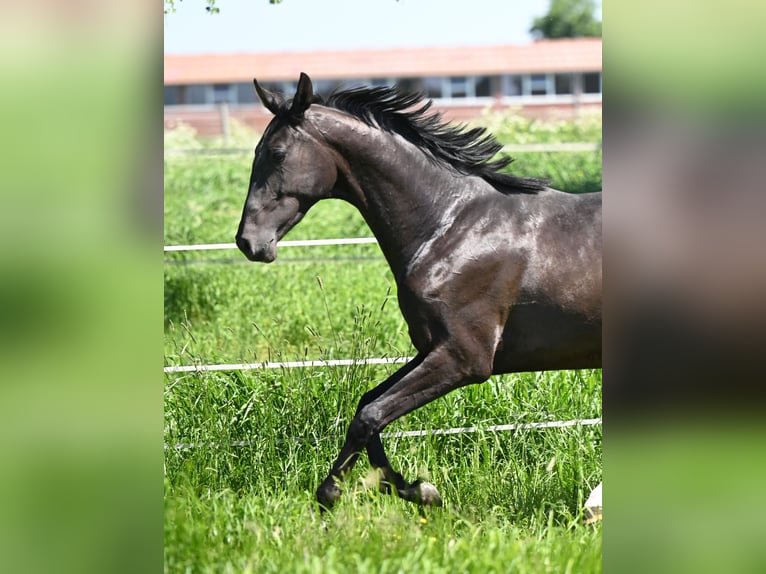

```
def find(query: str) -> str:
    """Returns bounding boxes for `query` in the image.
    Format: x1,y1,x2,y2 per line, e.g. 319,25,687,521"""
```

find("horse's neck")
314,109,471,275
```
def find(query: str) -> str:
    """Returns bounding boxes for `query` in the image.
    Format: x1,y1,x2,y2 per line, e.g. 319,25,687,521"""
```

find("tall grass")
164,111,602,572
165,333,601,572
164,359,601,572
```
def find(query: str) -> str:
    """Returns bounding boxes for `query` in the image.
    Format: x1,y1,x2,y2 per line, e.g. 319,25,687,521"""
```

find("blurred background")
163,1,601,137
1,0,764,572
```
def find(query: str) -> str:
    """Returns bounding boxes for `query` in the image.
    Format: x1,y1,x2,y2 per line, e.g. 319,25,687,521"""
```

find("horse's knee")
347,406,380,443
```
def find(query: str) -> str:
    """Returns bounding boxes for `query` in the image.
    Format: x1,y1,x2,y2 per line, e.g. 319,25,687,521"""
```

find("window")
583,72,601,94
313,79,342,96
474,76,494,98
396,77,422,93
186,85,207,105
422,77,442,99
236,82,258,104
370,78,390,88
338,78,366,90
555,74,574,95
502,75,522,96
528,74,549,96
164,86,180,106
448,76,470,98
212,83,234,104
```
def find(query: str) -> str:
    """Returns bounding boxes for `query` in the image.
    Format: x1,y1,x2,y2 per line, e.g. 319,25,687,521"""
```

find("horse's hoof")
415,481,443,506
400,480,443,506
316,479,342,511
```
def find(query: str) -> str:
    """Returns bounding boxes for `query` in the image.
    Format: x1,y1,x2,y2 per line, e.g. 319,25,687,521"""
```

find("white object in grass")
584,482,602,524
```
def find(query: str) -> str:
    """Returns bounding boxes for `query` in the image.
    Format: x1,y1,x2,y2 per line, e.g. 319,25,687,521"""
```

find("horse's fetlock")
316,478,342,511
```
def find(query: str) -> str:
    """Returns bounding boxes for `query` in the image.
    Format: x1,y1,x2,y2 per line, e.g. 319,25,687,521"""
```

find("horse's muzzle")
235,234,276,263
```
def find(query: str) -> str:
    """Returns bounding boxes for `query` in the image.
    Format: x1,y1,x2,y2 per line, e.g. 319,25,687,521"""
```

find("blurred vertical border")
0,2,160,573
3,2,765,573
604,1,766,573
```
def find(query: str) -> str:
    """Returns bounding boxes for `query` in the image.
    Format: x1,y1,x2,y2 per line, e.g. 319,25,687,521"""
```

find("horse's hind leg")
358,359,442,503
316,345,490,510
366,434,443,506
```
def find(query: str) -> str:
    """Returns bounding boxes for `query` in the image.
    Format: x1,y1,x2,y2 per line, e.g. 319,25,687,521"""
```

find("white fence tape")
164,417,602,450
164,358,602,448
164,237,378,253
384,417,602,438
164,357,413,374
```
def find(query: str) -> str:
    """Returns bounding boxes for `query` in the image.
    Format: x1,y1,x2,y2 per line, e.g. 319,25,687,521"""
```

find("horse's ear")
254,78,284,115
290,72,314,117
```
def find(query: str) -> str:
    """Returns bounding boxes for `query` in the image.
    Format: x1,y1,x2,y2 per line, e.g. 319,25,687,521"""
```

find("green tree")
530,0,602,39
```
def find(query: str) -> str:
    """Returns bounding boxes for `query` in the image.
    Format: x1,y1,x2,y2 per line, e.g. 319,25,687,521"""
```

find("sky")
164,0,574,54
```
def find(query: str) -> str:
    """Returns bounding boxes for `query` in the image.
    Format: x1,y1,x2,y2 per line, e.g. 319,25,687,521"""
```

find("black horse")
236,73,601,510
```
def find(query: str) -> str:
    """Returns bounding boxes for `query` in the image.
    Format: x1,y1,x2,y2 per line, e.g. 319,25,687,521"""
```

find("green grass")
164,248,405,363
164,112,602,572
165,488,601,574
165,364,602,573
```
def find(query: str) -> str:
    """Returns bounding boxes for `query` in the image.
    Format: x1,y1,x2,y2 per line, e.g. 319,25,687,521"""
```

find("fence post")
573,73,583,119
219,102,230,144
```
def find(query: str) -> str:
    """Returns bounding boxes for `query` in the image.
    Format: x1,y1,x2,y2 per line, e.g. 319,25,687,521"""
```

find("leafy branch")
164,0,284,15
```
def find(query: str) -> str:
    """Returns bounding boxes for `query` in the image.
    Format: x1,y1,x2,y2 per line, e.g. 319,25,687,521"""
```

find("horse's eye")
271,149,287,163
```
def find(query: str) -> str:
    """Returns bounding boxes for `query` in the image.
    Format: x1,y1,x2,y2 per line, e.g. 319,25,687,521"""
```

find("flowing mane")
318,85,549,194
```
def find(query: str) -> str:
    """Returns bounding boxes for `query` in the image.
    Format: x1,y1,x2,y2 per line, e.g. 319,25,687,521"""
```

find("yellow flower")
419,517,428,524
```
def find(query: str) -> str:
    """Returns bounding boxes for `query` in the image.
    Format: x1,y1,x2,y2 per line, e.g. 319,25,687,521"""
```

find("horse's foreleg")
316,345,490,510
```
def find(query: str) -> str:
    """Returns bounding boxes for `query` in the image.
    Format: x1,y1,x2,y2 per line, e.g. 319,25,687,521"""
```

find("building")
164,38,601,137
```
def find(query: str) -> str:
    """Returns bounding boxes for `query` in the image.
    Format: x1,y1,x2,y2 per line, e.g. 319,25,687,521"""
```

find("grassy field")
164,112,602,573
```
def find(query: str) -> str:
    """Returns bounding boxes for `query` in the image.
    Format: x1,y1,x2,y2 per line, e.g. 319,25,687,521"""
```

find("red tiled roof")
164,38,601,85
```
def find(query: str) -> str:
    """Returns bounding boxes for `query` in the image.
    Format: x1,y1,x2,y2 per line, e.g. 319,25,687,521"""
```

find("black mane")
320,85,549,194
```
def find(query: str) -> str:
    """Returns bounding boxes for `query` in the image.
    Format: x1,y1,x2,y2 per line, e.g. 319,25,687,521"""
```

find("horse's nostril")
236,235,254,257
235,233,275,262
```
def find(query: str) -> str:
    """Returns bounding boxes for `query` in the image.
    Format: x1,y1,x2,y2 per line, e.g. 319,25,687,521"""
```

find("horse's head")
236,73,337,262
